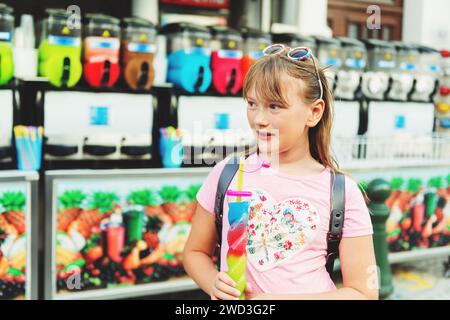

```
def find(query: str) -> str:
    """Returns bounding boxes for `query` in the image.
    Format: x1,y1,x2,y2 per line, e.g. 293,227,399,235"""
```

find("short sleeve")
196,158,229,215
342,176,374,238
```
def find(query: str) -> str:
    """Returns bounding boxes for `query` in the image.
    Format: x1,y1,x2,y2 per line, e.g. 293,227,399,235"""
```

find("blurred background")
0,0,449,301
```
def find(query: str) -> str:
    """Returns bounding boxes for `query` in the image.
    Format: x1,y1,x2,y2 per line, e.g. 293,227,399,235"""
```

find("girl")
183,44,378,300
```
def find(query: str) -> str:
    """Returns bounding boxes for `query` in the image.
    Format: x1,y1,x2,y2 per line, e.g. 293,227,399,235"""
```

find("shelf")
15,77,158,95
54,277,198,300
0,170,39,180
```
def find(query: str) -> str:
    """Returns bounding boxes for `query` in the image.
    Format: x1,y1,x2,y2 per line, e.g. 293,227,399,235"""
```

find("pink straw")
226,190,252,197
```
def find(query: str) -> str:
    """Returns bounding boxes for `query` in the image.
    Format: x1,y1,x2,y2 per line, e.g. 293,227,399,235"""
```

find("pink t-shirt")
196,153,373,295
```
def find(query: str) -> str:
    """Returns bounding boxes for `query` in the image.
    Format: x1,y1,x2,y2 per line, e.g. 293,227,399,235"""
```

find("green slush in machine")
0,3,14,85
38,8,83,88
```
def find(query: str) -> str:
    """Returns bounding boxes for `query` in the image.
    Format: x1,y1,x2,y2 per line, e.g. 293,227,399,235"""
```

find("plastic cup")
123,207,144,243
160,136,183,168
226,190,252,299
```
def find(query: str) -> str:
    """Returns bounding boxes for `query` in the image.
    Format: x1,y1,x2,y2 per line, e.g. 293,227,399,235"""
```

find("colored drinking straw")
13,125,43,170
24,126,36,169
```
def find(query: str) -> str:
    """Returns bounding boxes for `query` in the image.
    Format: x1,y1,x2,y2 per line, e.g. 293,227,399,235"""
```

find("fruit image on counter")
57,190,86,232
0,191,27,300
383,175,450,252
55,184,201,295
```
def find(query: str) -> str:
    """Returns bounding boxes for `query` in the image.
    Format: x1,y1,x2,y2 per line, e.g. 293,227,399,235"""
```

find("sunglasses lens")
264,44,284,55
289,48,311,60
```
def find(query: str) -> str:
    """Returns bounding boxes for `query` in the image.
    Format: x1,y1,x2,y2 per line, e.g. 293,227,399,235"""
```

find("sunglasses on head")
262,44,324,100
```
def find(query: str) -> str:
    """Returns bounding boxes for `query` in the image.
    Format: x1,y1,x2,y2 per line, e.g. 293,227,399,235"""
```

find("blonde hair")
242,52,340,173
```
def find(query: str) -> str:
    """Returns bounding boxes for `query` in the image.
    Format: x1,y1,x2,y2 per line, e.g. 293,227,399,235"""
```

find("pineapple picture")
70,192,120,239
160,184,200,223
57,190,86,232
159,186,188,223
184,184,201,220
127,189,171,224
0,192,26,235
127,189,173,251
127,189,164,217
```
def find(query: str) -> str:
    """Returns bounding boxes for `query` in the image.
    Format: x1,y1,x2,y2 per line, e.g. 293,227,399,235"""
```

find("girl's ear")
306,99,325,128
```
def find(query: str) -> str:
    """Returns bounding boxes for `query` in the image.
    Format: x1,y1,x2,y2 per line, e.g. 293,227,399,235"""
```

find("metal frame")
0,170,39,300
44,167,210,300
333,134,450,170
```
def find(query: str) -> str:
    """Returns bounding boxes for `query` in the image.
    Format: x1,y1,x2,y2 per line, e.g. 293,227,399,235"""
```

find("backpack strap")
326,171,346,276
213,156,241,269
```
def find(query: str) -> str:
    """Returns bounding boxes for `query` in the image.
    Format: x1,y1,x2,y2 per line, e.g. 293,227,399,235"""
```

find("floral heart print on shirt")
246,188,320,272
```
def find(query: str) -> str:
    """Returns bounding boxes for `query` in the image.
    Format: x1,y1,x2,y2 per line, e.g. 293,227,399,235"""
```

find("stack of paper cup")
13,14,37,79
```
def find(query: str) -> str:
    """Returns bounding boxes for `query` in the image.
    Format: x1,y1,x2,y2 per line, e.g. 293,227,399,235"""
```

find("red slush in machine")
240,28,271,79
83,14,121,88
209,26,244,95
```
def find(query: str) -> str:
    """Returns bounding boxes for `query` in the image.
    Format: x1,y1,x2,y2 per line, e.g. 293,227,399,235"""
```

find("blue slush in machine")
161,23,212,94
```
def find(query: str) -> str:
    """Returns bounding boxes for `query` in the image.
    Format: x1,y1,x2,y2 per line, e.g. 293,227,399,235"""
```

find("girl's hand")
246,284,274,300
244,282,255,300
210,272,241,300
249,293,272,300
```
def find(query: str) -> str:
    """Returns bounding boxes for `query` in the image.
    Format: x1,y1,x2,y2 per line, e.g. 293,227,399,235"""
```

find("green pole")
366,178,394,299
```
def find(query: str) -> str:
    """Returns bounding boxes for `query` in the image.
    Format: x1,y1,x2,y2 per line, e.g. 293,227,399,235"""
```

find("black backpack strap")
326,171,346,276
213,156,241,269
